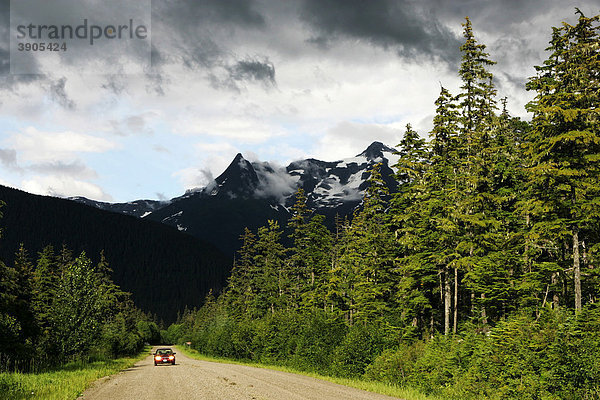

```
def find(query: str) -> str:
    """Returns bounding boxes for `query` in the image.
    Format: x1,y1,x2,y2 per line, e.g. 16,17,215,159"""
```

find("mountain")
0,185,230,324
68,197,166,218
74,141,400,257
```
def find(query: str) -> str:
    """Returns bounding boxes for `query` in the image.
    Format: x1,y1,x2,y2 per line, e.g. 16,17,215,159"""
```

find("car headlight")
168,355,174,360
155,356,162,361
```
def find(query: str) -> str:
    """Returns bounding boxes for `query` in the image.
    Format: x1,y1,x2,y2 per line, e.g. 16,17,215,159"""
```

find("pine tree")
391,124,437,335
287,188,311,308
341,163,396,326
299,214,333,311
0,202,21,350
325,214,352,317
225,228,257,318
456,17,500,324
525,10,600,312
287,189,333,311
32,245,61,354
428,87,462,334
12,245,37,349
459,17,497,135
253,220,287,315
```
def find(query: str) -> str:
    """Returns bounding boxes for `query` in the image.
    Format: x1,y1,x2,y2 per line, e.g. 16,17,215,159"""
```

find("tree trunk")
573,230,582,312
551,272,559,310
480,293,487,325
444,268,451,335
430,313,434,339
453,267,458,334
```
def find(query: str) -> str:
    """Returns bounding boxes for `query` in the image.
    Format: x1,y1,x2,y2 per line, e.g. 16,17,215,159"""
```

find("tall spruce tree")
525,10,600,312
428,87,462,334
225,228,258,318
253,220,287,315
459,16,497,135
391,124,437,335
341,163,396,326
456,17,499,323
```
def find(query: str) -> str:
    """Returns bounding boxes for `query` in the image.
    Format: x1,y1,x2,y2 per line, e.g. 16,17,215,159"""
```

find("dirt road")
78,346,402,400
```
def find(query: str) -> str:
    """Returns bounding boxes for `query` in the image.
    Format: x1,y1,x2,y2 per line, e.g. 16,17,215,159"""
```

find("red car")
153,348,176,366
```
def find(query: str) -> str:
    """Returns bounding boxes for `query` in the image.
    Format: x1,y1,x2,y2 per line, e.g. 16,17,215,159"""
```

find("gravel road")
78,346,402,400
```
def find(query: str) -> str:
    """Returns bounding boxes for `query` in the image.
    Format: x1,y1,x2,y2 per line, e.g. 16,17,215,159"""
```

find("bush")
364,341,425,385
331,323,386,377
292,311,347,373
253,311,301,364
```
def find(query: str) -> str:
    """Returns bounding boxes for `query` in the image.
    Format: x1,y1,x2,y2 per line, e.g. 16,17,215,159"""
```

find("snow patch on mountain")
162,210,183,223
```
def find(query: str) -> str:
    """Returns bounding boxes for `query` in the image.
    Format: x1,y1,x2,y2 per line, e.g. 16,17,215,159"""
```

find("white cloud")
173,115,285,143
312,121,404,162
21,176,112,201
173,167,214,190
1,2,592,202
9,127,117,163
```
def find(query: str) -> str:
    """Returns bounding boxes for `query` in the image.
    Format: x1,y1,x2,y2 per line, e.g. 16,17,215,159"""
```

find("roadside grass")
177,346,440,400
0,348,150,400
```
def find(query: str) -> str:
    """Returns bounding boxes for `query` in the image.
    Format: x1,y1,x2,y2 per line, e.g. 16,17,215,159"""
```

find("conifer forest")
166,12,600,399
2,10,600,400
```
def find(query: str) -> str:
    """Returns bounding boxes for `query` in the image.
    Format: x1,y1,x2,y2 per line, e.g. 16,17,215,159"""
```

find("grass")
176,346,441,400
0,348,149,400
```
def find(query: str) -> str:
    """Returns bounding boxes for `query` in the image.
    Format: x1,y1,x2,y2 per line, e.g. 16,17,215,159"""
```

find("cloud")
174,116,284,143
173,141,241,191
153,145,171,154
253,161,299,203
48,78,75,109
21,175,112,201
312,121,404,161
299,0,462,64
155,192,169,202
101,74,127,95
110,112,159,136
228,57,276,86
172,166,215,190
0,148,19,170
9,127,117,163
28,159,98,180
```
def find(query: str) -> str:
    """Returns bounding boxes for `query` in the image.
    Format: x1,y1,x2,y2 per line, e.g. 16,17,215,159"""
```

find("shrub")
331,323,386,377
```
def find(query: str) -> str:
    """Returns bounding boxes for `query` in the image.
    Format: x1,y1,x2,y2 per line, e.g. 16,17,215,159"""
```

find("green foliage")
524,10,600,312
0,200,149,370
331,323,387,378
155,11,600,400
136,320,161,344
292,311,347,373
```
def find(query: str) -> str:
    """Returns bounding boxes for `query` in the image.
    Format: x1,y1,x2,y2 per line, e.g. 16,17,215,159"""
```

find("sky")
0,0,598,203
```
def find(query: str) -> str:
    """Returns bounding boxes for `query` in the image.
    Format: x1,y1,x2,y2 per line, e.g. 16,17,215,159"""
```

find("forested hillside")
167,12,600,399
0,230,162,370
0,185,231,323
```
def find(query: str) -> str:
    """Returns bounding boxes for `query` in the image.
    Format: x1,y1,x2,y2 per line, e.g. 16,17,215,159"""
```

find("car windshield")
157,349,172,355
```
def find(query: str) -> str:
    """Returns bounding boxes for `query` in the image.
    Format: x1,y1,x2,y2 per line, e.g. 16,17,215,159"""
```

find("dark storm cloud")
152,0,265,30
148,0,281,91
150,0,265,70
299,0,462,64
0,1,45,88
427,0,592,31
228,58,276,86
